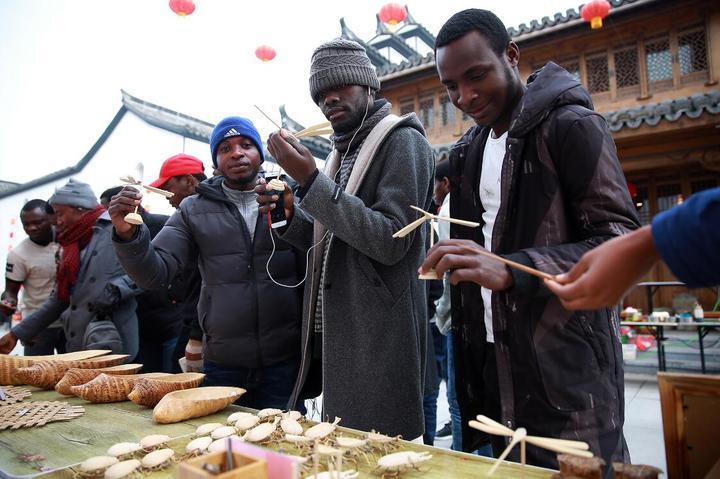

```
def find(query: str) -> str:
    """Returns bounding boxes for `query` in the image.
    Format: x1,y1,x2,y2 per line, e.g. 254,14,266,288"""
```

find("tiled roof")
507,0,646,41
603,91,720,132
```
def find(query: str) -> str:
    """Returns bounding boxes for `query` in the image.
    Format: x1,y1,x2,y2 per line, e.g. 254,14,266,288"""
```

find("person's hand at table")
0,331,18,354
0,298,16,316
107,186,142,241
420,239,513,291
266,130,317,187
545,225,661,310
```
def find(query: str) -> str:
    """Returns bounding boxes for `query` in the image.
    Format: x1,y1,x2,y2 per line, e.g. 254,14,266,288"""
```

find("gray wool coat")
282,113,434,439
13,214,139,359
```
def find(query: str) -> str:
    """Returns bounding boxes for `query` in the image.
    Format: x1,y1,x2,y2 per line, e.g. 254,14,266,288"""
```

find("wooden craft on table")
54,363,143,395
127,372,206,407
70,372,171,403
153,386,246,424
178,450,267,479
392,205,480,280
0,350,111,385
0,385,31,405
14,354,129,389
468,415,593,476
0,401,85,430
119,175,174,225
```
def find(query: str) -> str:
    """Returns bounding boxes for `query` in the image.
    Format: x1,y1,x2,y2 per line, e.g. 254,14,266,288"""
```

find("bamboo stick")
409,205,480,228
459,245,557,281
253,105,283,131
294,121,332,137
295,128,334,138
392,216,428,238
488,428,526,476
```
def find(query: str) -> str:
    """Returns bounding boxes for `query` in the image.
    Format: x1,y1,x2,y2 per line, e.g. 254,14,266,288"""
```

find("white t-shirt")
479,131,507,343
5,238,59,319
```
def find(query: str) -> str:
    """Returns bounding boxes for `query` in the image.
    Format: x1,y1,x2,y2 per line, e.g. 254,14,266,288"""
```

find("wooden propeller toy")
468,414,593,476
393,205,479,280
119,175,173,225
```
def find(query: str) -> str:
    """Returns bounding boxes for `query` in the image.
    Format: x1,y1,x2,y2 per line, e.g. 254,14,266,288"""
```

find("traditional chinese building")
334,0,720,311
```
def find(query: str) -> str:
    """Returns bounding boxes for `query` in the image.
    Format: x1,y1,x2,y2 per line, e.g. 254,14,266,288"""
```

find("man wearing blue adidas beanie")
109,116,306,411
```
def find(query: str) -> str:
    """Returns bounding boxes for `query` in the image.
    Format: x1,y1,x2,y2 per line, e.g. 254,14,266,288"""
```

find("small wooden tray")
178,451,267,479
0,401,84,430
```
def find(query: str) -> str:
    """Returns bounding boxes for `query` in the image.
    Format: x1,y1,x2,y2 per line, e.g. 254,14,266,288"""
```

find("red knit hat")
149,154,205,188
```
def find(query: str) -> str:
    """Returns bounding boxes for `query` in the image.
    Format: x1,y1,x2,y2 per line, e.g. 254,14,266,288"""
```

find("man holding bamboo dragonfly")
420,9,639,472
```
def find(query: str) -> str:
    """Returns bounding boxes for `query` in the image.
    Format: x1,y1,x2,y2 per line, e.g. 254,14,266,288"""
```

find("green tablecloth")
0,388,555,478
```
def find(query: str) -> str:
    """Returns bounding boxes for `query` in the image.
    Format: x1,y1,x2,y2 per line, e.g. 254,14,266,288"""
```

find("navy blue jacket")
652,187,720,288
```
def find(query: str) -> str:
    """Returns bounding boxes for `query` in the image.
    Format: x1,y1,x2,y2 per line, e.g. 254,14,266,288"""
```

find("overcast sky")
0,0,582,184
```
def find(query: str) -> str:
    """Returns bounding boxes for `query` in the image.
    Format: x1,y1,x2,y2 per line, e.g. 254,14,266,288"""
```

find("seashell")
256,407,283,418
185,436,213,454
153,386,245,424
15,355,129,389
104,459,141,479
210,425,237,440
377,451,432,469
127,372,205,407
366,431,396,443
2,350,111,386
282,410,304,421
315,444,342,456
244,417,279,443
140,448,174,468
304,417,341,440
284,434,312,444
71,373,170,403
335,436,367,448
195,422,224,436
208,435,242,453
234,415,260,431
227,411,255,424
139,434,169,450
280,418,303,435
304,471,359,479
55,364,142,395
80,456,119,473
107,442,142,458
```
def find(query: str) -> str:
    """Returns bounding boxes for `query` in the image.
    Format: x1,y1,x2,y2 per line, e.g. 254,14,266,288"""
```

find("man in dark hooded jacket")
421,9,639,472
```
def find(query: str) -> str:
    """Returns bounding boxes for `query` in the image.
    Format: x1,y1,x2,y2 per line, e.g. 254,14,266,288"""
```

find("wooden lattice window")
440,95,455,127
645,36,673,87
586,53,610,93
399,100,415,116
614,46,640,94
678,25,708,82
635,185,651,226
690,178,718,194
656,183,683,214
559,58,581,83
419,96,434,130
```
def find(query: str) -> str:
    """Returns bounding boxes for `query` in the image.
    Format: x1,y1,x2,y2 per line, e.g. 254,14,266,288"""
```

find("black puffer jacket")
114,176,304,368
448,63,638,469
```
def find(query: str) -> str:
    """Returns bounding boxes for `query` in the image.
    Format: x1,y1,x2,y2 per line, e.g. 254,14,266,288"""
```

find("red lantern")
255,45,276,63
626,181,637,199
379,3,407,26
169,0,195,16
581,0,611,29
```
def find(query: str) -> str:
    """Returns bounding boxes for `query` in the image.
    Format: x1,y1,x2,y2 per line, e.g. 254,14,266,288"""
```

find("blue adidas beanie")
210,116,265,167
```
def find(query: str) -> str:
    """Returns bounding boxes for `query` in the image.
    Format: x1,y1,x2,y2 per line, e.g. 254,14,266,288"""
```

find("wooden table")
621,321,720,373
0,388,555,479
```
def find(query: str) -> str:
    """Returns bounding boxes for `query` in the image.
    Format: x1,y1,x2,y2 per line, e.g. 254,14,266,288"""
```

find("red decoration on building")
379,3,407,26
581,0,611,29
627,181,637,199
169,0,195,16
255,45,276,62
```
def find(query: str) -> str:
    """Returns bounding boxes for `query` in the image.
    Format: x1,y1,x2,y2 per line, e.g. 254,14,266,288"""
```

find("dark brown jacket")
448,63,638,469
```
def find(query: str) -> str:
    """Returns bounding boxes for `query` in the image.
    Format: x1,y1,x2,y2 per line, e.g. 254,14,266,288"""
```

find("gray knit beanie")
49,178,98,209
309,38,380,104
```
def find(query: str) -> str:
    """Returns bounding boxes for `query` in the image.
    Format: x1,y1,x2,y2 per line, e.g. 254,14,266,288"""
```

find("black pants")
23,327,66,356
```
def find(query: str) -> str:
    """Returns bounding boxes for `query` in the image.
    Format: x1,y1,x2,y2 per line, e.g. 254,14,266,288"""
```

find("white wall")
0,111,210,291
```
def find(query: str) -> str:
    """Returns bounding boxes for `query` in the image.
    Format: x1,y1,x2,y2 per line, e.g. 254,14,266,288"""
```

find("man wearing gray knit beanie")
258,37,435,441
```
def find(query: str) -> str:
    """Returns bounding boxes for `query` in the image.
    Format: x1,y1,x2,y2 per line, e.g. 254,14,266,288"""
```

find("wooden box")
177,451,267,479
